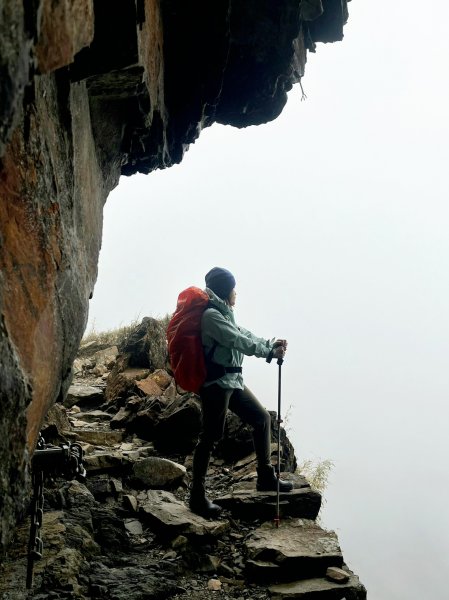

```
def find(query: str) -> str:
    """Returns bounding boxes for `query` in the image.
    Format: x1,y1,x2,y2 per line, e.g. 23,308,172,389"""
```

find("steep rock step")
64,384,105,409
215,479,321,521
139,490,230,541
269,573,367,599
245,519,342,583
69,428,127,445
75,409,112,423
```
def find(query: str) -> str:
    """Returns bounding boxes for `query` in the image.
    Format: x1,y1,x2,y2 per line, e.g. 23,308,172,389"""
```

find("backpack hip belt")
205,363,242,382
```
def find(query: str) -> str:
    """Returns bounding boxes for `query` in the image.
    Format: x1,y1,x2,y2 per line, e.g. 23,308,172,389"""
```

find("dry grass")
81,314,171,350
81,319,141,347
297,458,334,495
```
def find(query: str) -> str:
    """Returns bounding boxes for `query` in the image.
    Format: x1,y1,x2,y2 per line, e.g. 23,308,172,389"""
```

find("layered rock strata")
0,0,350,552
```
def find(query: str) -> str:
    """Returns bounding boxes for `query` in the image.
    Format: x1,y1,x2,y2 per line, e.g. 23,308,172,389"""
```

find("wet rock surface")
0,326,365,599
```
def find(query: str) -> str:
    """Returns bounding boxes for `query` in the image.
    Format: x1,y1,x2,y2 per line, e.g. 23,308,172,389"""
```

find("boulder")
245,519,343,583
132,457,186,488
118,317,168,370
153,395,202,454
64,384,105,409
214,411,254,462
93,345,119,369
139,490,229,540
131,397,168,439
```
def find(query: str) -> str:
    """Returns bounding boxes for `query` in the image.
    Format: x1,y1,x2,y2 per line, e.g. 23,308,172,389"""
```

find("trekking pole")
274,356,283,528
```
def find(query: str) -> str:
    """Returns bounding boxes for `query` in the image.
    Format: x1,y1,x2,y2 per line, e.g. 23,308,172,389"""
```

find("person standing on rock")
189,267,293,518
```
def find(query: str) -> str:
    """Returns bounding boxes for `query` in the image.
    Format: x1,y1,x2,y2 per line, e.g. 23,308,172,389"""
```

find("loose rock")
326,566,350,583
139,490,229,539
207,578,222,591
132,457,186,488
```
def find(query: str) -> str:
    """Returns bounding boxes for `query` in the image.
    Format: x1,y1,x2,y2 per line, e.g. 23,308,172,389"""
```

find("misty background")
86,2,449,598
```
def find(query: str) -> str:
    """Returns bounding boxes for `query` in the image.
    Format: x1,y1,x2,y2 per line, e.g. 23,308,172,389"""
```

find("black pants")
191,384,271,489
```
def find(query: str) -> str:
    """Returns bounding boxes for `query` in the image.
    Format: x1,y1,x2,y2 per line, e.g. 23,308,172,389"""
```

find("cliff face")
0,0,349,552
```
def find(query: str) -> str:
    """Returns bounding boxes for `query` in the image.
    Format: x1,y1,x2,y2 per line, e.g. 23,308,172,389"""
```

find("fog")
86,1,449,598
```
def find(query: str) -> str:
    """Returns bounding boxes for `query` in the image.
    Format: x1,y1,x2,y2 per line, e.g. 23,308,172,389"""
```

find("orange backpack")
167,287,210,393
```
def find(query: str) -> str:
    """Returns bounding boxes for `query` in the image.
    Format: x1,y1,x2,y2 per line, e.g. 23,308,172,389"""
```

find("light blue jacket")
201,288,274,390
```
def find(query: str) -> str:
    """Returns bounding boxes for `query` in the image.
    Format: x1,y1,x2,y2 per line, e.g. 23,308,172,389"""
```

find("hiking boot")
189,488,222,518
256,465,294,492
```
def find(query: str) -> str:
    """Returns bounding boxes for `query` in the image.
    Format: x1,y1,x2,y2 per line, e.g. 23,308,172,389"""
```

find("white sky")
87,2,449,598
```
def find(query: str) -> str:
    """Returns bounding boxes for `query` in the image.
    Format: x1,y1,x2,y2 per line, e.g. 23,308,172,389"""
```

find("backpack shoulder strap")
205,340,218,363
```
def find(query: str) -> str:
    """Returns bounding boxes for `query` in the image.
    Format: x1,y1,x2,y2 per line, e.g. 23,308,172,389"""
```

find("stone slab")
71,429,126,445
149,369,172,390
124,519,143,535
269,574,367,599
76,410,112,423
64,384,104,409
135,376,163,396
215,484,320,521
245,519,343,582
84,451,127,473
139,490,229,540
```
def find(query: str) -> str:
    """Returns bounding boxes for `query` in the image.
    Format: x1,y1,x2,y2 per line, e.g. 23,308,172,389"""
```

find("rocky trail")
0,319,366,600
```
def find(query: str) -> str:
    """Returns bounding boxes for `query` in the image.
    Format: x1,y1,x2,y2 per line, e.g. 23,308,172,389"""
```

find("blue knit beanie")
205,267,236,300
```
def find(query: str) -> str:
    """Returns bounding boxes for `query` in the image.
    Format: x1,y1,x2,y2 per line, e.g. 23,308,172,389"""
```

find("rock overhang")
0,0,350,555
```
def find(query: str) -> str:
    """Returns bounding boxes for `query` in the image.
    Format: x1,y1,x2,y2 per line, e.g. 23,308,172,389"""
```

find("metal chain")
25,434,86,589
26,468,44,588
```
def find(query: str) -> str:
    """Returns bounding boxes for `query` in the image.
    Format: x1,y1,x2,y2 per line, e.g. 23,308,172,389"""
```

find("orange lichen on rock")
0,130,62,449
35,0,95,74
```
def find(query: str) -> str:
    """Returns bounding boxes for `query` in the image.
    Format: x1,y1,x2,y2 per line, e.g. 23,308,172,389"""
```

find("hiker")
189,267,293,518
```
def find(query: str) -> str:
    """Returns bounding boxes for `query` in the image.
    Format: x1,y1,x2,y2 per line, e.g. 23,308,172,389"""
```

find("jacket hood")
205,287,233,318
